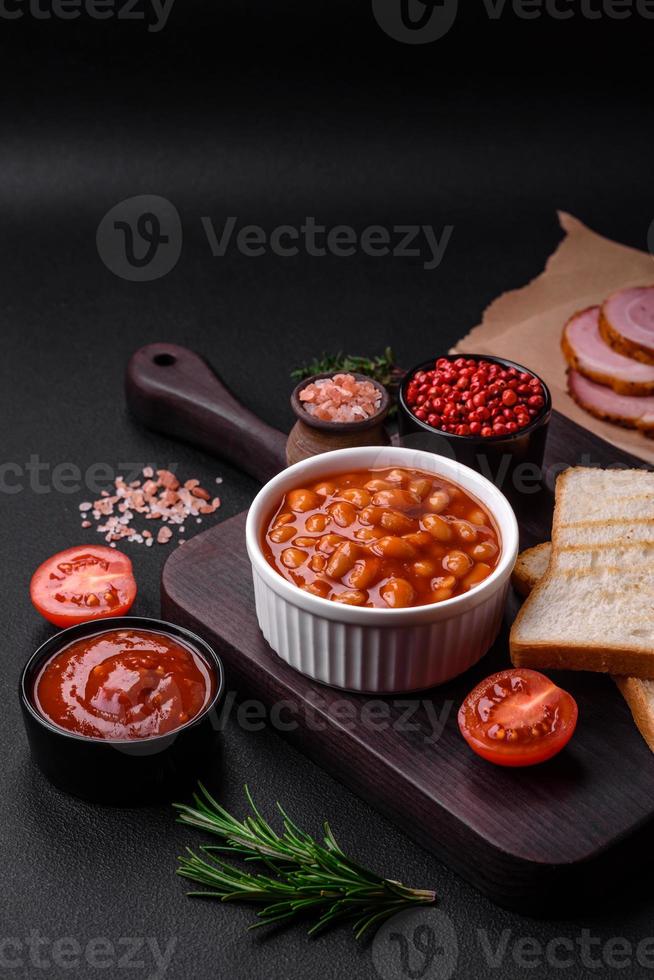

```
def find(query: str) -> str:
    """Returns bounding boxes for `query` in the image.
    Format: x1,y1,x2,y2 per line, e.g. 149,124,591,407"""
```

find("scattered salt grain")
299,373,382,423
77,466,223,547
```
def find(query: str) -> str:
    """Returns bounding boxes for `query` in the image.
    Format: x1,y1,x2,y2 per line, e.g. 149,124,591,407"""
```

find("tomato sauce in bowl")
33,628,216,740
261,466,501,609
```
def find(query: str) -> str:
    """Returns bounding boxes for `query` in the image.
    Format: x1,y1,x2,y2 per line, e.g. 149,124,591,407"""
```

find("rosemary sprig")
290,347,404,394
175,785,435,939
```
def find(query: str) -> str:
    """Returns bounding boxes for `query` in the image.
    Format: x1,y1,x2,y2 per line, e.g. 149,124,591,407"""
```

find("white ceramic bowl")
245,446,518,693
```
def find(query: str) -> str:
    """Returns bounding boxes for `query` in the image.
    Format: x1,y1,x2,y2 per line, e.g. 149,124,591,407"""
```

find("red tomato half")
30,546,137,628
458,668,578,767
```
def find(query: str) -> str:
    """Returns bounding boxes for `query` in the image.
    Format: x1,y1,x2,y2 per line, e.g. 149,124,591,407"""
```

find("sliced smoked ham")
599,286,654,365
562,306,654,396
568,369,654,434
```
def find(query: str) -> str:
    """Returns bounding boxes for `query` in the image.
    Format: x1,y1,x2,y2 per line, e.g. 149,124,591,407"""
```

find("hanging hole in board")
153,353,176,366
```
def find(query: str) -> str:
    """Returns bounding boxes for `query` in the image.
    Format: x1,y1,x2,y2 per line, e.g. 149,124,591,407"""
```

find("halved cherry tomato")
458,668,578,767
30,546,137,627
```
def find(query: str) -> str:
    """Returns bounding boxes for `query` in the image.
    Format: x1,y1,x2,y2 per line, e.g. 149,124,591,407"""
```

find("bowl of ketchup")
20,617,225,805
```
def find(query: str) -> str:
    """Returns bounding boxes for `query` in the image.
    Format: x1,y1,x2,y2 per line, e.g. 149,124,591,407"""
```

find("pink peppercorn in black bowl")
397,355,552,497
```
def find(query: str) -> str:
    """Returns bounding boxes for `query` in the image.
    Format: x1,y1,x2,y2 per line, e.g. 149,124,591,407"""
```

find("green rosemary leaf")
353,905,402,940
248,911,297,930
175,786,436,939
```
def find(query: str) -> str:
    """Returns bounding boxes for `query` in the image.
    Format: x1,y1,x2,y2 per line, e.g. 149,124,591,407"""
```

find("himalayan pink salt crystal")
299,384,317,402
299,373,382,423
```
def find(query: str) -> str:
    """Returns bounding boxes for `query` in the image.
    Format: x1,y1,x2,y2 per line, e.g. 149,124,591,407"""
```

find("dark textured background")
1,2,654,978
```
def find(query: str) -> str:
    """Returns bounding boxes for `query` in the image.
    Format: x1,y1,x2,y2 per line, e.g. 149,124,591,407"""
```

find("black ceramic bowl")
20,616,225,805
397,354,552,496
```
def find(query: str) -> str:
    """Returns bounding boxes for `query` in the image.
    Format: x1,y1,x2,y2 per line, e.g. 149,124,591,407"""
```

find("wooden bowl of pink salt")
286,372,390,465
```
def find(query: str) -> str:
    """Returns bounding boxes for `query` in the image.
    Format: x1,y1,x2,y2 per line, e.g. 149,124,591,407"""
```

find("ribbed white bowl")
246,446,518,693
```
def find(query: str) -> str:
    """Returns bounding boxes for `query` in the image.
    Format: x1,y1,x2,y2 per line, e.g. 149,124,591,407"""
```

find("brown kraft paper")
452,211,654,465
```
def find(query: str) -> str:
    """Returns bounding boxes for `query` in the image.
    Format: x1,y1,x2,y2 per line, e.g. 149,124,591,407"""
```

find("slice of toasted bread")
513,540,654,753
511,543,551,597
510,467,654,678
614,677,654,754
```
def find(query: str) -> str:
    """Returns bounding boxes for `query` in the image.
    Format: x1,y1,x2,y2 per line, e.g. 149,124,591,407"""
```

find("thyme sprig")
290,347,404,394
175,785,435,939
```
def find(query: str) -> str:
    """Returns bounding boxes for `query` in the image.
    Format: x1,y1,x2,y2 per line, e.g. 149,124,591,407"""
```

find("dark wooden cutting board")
159,408,654,913
125,342,654,911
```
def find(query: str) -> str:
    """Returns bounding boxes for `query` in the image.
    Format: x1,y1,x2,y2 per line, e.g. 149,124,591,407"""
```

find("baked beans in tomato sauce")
261,467,500,608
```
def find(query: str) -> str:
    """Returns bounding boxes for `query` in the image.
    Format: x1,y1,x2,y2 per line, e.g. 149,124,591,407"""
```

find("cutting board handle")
125,343,288,484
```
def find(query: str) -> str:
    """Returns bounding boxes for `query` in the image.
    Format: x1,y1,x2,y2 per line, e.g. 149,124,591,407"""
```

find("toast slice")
614,676,654,755
511,542,551,597
510,467,654,678
513,540,654,753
